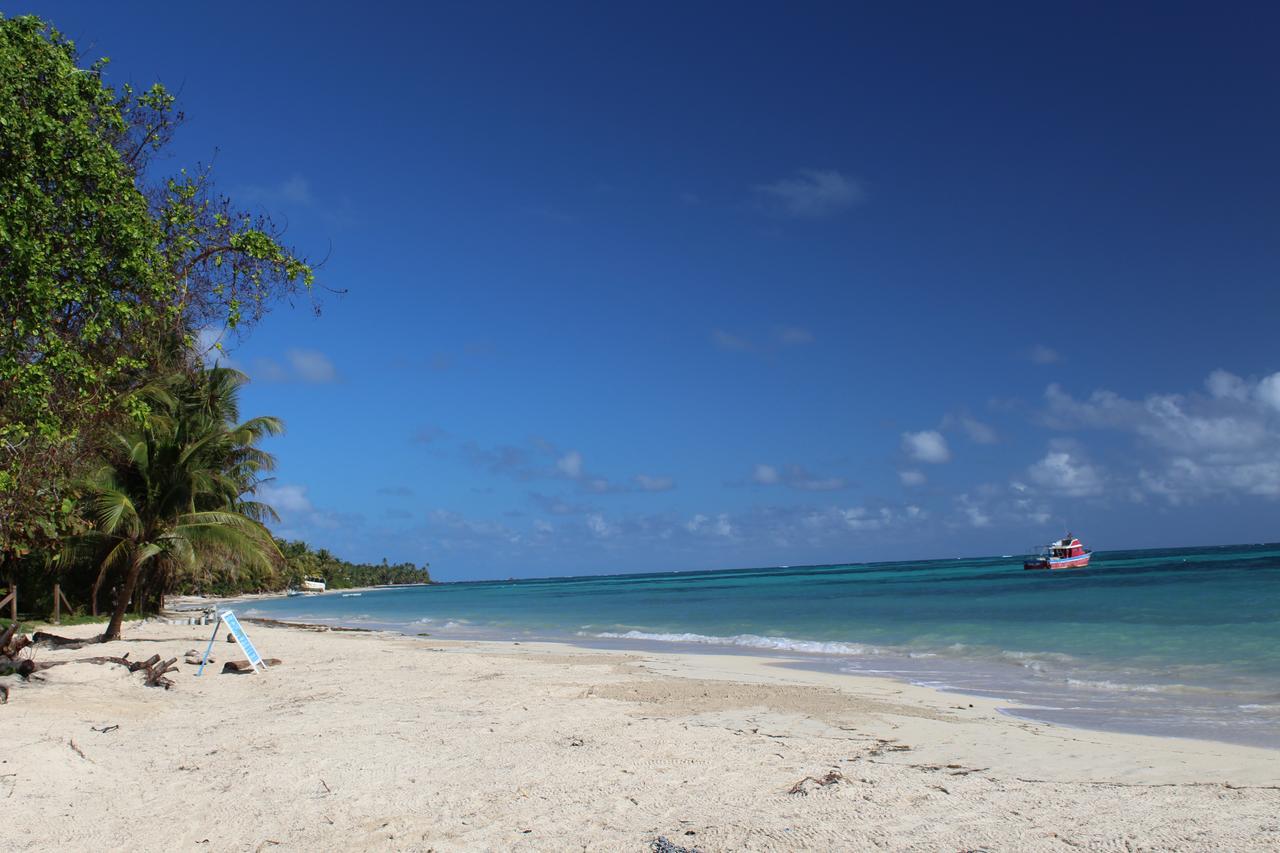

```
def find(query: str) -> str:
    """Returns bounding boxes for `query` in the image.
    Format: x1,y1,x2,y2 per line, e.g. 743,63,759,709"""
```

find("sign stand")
194,607,220,677
196,608,268,675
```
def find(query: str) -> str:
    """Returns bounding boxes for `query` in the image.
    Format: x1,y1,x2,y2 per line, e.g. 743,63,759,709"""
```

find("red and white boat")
1023,535,1092,570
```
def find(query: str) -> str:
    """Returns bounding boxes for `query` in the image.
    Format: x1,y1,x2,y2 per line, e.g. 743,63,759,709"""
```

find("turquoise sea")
240,544,1280,748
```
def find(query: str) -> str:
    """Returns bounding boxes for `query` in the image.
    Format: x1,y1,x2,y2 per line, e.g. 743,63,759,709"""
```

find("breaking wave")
587,630,879,656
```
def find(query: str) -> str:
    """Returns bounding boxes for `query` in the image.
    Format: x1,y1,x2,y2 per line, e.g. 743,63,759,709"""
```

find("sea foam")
588,630,877,656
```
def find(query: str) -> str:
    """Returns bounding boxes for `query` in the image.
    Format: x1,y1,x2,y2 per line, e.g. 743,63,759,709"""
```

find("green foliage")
72,367,285,639
272,540,431,592
0,15,170,561
0,14,316,569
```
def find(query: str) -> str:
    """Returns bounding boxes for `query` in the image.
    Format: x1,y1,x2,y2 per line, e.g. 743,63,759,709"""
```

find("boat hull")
1024,554,1091,570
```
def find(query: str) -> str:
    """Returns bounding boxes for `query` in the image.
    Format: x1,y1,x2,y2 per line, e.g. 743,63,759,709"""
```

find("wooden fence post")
0,585,15,622
53,582,62,624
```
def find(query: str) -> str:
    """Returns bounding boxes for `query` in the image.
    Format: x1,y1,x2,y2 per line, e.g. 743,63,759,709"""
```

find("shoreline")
2,618,1277,850
204,592,1280,753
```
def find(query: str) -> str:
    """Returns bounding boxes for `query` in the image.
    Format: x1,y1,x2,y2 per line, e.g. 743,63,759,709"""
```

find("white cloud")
1255,373,1280,412
634,474,674,492
1029,345,1061,365
586,513,617,538
956,494,992,528
1140,457,1280,501
899,469,926,487
1044,382,1268,454
749,463,846,491
1039,372,1280,500
1206,369,1250,402
942,413,998,444
801,504,917,534
195,327,237,367
754,169,865,218
902,430,951,464
712,329,752,352
235,174,313,207
556,450,584,479
1027,449,1105,498
685,513,735,538
287,349,338,383
258,483,313,513
254,349,339,383
776,326,815,346
752,464,780,485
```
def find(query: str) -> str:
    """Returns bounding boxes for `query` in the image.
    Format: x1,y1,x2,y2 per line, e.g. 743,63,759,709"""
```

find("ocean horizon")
237,542,1280,749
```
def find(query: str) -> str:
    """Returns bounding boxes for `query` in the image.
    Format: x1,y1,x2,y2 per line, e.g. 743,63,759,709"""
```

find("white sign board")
221,610,268,672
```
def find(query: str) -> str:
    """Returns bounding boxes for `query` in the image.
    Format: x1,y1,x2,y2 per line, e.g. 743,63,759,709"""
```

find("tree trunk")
101,561,142,642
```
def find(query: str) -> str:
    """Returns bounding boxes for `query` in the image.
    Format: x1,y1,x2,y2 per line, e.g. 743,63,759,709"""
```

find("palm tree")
78,367,284,641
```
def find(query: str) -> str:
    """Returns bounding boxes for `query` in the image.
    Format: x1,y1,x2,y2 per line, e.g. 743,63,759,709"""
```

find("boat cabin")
1049,538,1085,559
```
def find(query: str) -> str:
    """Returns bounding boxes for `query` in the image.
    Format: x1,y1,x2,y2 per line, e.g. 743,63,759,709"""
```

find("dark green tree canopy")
0,14,315,565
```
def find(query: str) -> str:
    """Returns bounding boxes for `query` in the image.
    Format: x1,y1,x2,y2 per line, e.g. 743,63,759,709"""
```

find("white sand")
2,619,1277,851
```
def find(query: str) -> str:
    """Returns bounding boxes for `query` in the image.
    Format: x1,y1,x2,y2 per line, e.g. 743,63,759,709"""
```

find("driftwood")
1,623,31,658
0,658,36,678
222,658,282,673
0,623,37,681
788,770,844,795
30,631,97,650
49,653,181,689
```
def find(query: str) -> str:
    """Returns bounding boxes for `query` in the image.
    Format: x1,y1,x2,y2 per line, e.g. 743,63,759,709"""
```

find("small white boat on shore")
301,577,326,592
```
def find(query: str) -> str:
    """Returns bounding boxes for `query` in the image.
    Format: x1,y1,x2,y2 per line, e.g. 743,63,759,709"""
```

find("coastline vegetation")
0,14,417,636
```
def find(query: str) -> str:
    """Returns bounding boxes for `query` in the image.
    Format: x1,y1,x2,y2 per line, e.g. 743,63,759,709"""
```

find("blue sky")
15,3,1280,578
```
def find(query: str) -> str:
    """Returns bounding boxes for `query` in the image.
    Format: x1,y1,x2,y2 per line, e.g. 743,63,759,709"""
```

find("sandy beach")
2,618,1277,852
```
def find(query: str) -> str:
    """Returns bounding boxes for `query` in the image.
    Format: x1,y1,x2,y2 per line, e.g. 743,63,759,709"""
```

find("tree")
76,367,284,641
0,14,317,583
0,15,170,571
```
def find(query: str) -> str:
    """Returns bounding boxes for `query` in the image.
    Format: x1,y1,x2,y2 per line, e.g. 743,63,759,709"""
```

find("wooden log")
47,655,177,688
128,654,161,673
221,658,282,673
144,657,179,689
1,624,30,659
31,631,95,650
0,588,14,622
0,658,36,678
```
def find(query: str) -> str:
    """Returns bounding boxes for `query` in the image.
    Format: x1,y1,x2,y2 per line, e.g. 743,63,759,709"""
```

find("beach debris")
91,724,119,734
51,653,181,689
1,623,30,656
184,649,212,666
0,624,41,682
867,739,912,757
222,658,282,674
30,631,94,650
67,738,88,760
788,770,844,795
0,684,7,704
651,837,704,853
0,657,36,679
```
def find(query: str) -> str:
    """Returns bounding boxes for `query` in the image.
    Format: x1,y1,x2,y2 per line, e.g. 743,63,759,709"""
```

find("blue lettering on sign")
221,611,266,670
